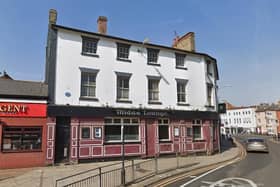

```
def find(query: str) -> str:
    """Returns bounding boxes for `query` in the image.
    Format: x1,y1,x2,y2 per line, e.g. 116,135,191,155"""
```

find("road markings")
189,175,196,178
179,164,229,187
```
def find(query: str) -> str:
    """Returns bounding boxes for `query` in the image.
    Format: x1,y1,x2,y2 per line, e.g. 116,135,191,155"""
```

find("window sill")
159,140,172,143
177,103,190,106
104,141,141,145
79,97,99,101
116,58,132,63
176,66,188,70
193,139,206,142
147,62,161,66
2,149,43,153
205,105,215,109
148,101,162,105
116,99,133,104
81,52,100,58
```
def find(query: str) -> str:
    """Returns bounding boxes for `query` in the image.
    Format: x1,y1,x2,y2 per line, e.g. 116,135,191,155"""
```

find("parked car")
245,138,269,153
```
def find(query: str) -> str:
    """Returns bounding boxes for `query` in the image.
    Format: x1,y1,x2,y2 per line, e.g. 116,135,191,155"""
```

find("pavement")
0,139,240,187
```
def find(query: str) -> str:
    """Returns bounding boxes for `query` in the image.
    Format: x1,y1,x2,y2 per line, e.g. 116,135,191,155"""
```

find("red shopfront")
0,102,47,169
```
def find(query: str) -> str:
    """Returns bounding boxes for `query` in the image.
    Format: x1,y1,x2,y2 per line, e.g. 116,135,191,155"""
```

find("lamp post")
121,125,125,186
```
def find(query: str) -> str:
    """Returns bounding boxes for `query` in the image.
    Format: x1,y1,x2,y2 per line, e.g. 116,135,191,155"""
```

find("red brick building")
0,79,48,169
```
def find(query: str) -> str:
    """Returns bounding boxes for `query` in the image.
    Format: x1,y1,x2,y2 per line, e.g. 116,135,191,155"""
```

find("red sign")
0,102,46,117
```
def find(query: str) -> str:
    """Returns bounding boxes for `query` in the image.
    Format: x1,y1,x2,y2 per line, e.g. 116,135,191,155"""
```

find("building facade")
45,10,220,164
256,109,279,135
0,79,48,168
220,106,257,135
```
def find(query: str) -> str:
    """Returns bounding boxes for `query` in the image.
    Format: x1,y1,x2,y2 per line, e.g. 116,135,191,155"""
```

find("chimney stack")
172,32,195,52
49,9,57,25
97,16,108,34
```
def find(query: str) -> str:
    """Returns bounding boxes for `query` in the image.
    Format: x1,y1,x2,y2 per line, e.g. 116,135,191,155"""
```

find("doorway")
55,117,71,163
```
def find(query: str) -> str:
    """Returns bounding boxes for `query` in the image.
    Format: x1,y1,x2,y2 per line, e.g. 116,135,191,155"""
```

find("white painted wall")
54,29,217,111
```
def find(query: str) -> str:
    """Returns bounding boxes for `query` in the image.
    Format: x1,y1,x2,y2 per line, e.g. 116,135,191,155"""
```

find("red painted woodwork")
80,147,90,156
92,147,102,155
159,144,172,152
124,145,140,154
146,119,156,157
105,146,121,155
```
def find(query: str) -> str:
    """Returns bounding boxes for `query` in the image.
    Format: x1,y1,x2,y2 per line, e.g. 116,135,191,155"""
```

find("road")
166,135,280,187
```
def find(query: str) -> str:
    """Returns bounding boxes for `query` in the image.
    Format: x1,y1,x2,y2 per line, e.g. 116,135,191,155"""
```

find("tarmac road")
166,135,280,187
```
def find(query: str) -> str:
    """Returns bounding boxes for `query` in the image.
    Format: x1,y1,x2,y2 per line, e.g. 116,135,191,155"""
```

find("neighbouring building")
220,105,257,135
45,10,220,164
256,108,279,135
0,78,48,168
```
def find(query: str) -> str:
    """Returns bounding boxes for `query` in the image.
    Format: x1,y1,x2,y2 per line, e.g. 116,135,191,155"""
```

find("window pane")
105,125,121,141
81,72,96,97
159,125,169,140
176,54,185,67
3,127,42,151
193,126,202,139
82,38,98,54
81,127,90,139
124,126,139,140
186,128,192,137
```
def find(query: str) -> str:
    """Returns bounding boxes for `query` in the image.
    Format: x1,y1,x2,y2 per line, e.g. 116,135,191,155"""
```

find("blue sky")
0,0,279,106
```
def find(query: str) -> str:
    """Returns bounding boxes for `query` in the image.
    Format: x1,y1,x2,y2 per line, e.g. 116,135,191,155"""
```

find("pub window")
158,119,170,141
192,120,203,140
82,37,99,55
81,127,90,139
2,126,42,152
186,127,192,137
104,118,139,142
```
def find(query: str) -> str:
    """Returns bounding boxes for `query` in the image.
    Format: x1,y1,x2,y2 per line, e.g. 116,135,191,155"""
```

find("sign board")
115,109,169,118
0,102,46,117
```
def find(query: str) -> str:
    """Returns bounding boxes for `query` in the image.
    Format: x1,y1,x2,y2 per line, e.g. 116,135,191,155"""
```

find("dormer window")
147,48,160,66
81,36,99,57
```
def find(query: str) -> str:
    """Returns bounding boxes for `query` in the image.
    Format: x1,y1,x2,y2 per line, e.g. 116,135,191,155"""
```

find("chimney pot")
97,16,108,34
49,9,57,25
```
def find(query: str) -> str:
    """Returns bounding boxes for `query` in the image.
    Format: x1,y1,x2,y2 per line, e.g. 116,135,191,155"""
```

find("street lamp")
121,125,125,185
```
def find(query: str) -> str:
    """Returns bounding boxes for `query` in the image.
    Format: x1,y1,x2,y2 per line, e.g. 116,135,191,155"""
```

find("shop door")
55,117,71,163
146,119,157,157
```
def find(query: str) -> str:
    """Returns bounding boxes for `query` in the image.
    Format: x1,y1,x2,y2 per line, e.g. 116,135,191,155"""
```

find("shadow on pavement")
220,135,236,152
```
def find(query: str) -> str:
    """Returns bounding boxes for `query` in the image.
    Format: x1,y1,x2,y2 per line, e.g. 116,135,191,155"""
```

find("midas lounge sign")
0,103,46,117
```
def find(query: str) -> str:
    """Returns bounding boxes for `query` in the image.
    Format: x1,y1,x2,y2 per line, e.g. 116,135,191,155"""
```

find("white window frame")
192,119,203,140
158,118,170,141
148,79,160,102
104,118,140,143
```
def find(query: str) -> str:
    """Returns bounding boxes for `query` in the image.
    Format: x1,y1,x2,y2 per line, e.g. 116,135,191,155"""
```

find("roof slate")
0,79,48,99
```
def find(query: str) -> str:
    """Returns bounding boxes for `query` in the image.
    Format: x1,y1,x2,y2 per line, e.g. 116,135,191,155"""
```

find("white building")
45,10,220,164
220,106,257,135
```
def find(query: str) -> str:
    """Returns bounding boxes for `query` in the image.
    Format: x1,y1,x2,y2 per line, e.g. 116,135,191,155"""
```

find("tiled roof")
0,79,48,99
